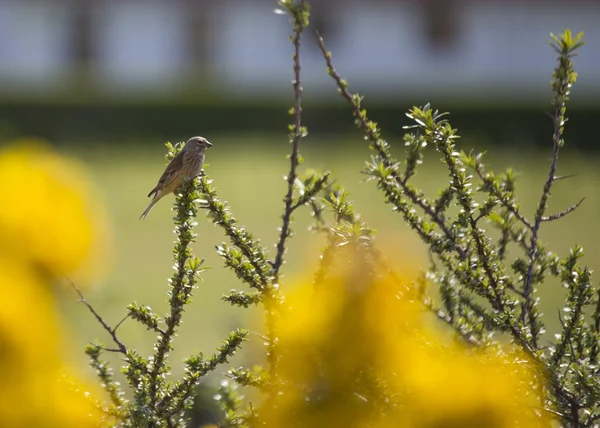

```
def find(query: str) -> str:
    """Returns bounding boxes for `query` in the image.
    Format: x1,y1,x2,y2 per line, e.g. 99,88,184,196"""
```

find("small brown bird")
140,136,212,219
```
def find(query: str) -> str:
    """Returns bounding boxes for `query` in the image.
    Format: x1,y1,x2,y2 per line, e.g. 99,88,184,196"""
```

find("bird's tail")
140,197,158,220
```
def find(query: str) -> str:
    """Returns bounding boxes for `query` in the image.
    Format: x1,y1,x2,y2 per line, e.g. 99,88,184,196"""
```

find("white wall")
0,0,597,101
211,1,600,100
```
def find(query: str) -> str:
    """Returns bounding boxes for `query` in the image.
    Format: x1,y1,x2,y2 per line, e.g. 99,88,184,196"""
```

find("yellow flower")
261,248,550,427
0,141,111,426
0,139,109,280
0,257,104,427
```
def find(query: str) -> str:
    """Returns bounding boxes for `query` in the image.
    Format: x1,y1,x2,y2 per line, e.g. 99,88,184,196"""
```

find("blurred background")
1,0,600,143
1,0,599,416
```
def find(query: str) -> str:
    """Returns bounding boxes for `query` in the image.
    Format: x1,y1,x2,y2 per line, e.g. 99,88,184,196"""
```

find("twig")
317,35,529,348
67,277,127,355
554,173,577,181
541,197,585,222
315,32,468,262
521,68,571,330
273,2,306,280
557,310,577,363
113,314,130,332
506,283,526,298
89,343,124,354
199,174,271,288
265,0,310,385
591,289,600,362
157,330,247,418
423,300,481,347
148,177,201,416
537,406,570,421
309,199,328,232
313,234,337,287
473,166,533,230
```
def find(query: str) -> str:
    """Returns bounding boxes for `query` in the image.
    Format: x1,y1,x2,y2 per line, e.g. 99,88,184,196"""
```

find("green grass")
58,133,600,385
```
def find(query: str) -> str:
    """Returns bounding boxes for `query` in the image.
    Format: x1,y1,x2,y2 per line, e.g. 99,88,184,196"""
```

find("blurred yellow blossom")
0,139,109,280
0,256,104,427
0,140,110,426
260,248,550,428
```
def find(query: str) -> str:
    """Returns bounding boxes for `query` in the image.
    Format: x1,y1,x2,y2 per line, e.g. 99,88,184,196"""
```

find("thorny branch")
67,277,128,354
148,177,201,414
198,174,271,289
521,34,584,333
273,0,306,280
316,31,537,354
473,164,533,230
542,197,585,222
522,122,561,320
316,33,468,263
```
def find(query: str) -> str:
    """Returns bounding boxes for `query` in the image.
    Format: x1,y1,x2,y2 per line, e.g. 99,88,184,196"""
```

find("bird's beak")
206,141,213,147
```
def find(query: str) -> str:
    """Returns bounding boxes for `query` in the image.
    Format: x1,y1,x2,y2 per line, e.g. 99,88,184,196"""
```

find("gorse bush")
65,1,593,427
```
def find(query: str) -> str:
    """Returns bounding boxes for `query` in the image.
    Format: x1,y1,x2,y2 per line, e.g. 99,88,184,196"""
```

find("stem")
148,178,200,419
521,40,575,341
316,33,467,262
268,1,308,378
273,3,306,280
68,277,128,355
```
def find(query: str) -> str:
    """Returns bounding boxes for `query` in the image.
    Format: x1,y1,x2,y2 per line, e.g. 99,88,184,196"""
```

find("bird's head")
185,136,213,151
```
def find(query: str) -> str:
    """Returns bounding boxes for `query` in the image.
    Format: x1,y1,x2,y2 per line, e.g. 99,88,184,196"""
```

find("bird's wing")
147,150,186,198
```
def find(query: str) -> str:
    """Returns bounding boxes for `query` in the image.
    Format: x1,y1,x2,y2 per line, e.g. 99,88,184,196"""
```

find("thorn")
114,314,131,333
542,197,585,222
553,173,577,181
